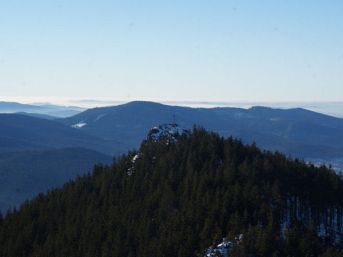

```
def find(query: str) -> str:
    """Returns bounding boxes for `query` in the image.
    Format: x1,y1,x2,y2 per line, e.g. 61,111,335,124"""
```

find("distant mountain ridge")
61,101,343,169
0,101,84,118
0,113,120,155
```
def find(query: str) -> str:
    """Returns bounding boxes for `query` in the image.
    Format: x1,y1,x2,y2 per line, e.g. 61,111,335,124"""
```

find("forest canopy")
1,128,343,257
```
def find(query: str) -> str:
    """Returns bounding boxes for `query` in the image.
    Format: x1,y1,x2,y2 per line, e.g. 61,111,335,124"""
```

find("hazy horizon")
1,96,343,118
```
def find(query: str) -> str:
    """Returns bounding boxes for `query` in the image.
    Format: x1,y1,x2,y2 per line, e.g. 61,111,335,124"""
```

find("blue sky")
1,0,342,103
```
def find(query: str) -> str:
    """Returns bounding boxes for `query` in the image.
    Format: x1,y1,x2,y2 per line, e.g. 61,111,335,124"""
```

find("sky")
0,0,343,103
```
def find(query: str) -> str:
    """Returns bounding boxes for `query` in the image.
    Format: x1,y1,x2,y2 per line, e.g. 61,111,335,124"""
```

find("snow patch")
94,113,107,122
127,154,140,176
147,124,188,143
204,236,242,257
71,122,87,128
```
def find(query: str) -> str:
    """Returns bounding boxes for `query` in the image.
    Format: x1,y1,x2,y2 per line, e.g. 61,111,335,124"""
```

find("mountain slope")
0,128,342,257
0,148,112,212
61,101,343,164
0,113,120,155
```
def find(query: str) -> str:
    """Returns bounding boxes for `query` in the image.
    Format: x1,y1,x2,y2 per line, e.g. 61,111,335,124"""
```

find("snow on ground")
93,113,107,122
148,124,188,143
127,154,140,176
71,122,87,128
204,236,242,257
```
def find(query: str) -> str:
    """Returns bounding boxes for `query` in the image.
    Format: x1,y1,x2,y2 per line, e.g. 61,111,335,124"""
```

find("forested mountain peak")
1,128,343,256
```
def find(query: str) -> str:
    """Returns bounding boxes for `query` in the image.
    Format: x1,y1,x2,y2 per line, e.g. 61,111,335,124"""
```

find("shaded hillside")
16,112,56,120
0,113,120,155
1,128,343,257
0,148,112,212
61,101,343,165
0,113,119,212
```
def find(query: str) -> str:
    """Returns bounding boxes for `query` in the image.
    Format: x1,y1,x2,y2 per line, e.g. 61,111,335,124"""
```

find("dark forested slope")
1,128,343,257
0,148,112,212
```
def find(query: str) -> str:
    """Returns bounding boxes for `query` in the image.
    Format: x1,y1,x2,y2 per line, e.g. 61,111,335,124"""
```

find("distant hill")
16,112,56,120
61,101,343,168
0,101,84,118
0,147,112,213
0,113,120,155
0,113,119,212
